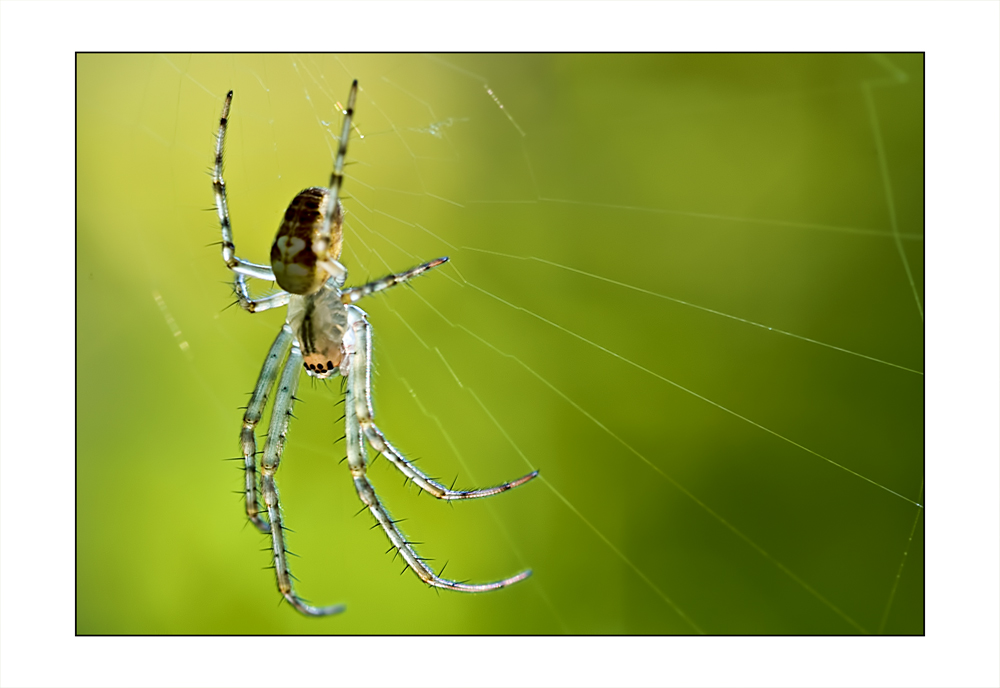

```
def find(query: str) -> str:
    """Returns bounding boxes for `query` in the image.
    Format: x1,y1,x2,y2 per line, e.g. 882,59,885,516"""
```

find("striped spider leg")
212,81,539,616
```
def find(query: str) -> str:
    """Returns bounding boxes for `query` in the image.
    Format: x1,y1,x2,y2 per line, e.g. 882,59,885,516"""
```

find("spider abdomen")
270,187,344,295
287,287,349,378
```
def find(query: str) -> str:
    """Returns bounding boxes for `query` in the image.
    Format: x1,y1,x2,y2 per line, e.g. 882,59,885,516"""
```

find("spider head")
271,187,344,295
287,288,349,380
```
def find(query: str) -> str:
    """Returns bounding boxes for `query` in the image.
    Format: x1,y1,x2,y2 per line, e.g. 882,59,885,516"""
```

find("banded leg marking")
340,257,450,305
213,90,277,282
315,80,358,267
240,325,293,532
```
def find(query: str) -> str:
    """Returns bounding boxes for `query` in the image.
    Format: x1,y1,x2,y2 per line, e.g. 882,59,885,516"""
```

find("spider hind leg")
342,305,536,592
258,338,346,616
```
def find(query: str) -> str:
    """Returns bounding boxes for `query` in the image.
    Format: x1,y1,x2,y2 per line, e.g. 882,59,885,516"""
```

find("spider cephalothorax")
212,80,538,616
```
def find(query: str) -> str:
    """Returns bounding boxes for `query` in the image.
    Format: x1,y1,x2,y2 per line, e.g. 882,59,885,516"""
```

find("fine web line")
462,280,922,509
395,369,571,633
878,480,925,633
468,196,924,242
464,385,704,634
462,247,923,376
462,387,703,634
863,81,924,322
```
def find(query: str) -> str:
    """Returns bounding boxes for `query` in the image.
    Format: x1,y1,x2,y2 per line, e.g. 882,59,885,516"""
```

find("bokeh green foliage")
77,54,923,634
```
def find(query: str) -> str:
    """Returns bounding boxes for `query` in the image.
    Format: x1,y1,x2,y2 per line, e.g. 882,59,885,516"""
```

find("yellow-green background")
77,54,923,635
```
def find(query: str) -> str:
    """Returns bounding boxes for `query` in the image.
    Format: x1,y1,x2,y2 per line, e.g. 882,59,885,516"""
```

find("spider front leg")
212,90,279,283
342,305,533,592
313,80,357,276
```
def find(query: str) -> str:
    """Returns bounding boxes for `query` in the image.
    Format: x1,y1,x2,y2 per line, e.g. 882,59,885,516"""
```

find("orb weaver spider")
213,81,538,616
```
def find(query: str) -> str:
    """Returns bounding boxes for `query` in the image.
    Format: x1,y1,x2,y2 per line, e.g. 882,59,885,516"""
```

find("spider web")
76,53,927,638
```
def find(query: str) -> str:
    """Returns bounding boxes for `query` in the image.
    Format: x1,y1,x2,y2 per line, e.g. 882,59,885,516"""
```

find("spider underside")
212,81,538,616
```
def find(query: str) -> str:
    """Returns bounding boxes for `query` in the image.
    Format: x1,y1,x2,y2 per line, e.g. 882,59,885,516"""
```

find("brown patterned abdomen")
270,187,343,295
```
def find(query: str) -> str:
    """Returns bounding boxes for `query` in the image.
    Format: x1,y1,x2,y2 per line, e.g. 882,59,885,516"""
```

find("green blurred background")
77,54,923,635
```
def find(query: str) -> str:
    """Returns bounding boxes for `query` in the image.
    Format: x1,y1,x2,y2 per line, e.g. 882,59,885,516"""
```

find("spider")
212,81,538,616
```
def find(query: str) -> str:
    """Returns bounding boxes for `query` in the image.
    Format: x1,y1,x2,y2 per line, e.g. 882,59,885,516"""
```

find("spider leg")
212,90,278,282
240,325,293,532
340,257,450,305
259,339,345,616
314,80,358,273
343,306,533,592
232,275,290,314
346,304,538,499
